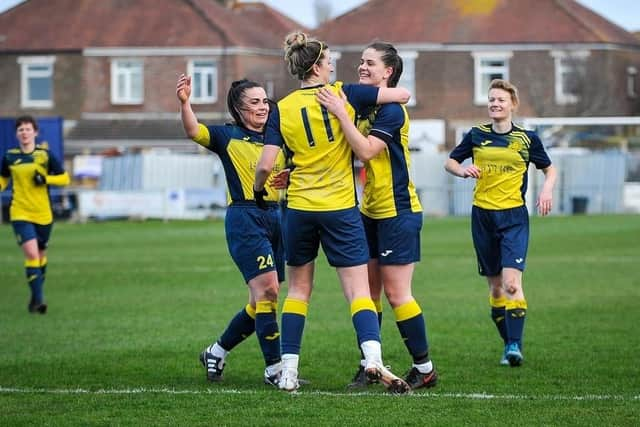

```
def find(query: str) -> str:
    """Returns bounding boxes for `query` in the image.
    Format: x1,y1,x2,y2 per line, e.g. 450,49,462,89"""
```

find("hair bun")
284,31,307,53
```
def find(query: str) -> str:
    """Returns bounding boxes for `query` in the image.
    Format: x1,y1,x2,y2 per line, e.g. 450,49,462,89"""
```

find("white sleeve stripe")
370,128,393,138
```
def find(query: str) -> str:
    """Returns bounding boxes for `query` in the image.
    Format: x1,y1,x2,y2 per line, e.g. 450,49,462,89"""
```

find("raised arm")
317,88,386,161
177,74,199,139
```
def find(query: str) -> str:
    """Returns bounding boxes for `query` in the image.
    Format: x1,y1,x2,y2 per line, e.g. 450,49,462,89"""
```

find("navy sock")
218,305,256,351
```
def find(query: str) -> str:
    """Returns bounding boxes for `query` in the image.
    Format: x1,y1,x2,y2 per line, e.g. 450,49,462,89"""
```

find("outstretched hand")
176,74,192,104
316,88,348,119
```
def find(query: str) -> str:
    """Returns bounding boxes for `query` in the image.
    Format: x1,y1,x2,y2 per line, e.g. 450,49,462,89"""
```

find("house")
2,0,639,153
314,0,640,149
0,0,305,155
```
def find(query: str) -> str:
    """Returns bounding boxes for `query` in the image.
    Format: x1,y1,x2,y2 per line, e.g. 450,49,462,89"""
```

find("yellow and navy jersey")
192,123,286,205
449,123,552,210
264,81,379,211
0,145,68,224
356,103,422,219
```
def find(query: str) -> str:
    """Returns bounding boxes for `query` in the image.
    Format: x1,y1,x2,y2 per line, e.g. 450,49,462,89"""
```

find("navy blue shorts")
225,203,285,283
11,221,52,249
362,212,422,265
283,206,369,267
471,205,529,276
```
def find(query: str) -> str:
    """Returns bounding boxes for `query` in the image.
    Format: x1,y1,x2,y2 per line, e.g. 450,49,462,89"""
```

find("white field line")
0,386,638,401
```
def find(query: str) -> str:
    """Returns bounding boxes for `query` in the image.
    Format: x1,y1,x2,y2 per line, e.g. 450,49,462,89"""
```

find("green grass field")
1,215,639,426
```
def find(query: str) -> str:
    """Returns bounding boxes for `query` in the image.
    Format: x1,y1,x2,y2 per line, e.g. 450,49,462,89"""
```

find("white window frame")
551,50,590,105
18,56,56,109
472,52,512,105
627,66,638,99
187,59,218,104
265,80,275,99
330,51,341,83
399,51,417,107
110,58,144,105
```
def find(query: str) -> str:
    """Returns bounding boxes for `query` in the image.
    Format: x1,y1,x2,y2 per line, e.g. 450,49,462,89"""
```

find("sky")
0,0,638,31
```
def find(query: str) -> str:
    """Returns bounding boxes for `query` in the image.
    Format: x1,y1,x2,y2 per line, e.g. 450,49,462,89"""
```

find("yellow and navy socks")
351,297,380,344
490,295,508,344
25,258,44,304
394,299,429,364
218,304,256,351
255,300,280,366
281,298,308,355
505,299,527,347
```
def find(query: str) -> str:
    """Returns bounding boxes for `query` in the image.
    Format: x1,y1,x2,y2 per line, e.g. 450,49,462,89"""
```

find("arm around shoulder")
376,86,411,105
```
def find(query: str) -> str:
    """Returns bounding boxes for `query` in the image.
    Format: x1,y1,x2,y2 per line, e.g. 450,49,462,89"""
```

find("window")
399,51,417,107
330,51,341,83
187,60,217,104
18,56,56,108
472,52,512,105
627,66,638,99
265,80,275,99
111,59,143,104
551,50,589,105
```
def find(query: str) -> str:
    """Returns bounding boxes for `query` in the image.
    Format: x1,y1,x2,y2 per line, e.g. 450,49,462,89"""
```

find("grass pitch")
1,215,638,426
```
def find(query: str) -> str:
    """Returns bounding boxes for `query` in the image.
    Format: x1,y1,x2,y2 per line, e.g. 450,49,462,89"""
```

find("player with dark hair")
1,115,70,314
316,41,437,390
254,31,412,393
444,79,557,366
177,74,286,386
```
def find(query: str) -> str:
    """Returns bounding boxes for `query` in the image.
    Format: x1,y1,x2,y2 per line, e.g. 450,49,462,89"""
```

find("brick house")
1,0,639,155
314,0,640,148
0,0,305,154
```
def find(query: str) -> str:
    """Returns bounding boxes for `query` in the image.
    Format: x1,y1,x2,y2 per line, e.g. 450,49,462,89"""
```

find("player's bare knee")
502,278,520,295
263,283,279,302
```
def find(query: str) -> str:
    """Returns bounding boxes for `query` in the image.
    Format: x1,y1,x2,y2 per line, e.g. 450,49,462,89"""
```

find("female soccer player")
316,42,437,390
444,79,557,366
254,31,411,393
1,115,70,314
177,75,286,386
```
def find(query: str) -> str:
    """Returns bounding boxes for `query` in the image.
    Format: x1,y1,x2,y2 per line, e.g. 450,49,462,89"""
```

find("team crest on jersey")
508,140,524,152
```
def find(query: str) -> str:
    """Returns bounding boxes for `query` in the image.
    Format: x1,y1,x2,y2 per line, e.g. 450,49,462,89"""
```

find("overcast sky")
0,0,638,31
264,0,638,31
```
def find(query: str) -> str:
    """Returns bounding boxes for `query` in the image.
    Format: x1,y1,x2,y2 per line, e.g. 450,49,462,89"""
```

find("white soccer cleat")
364,360,411,394
278,366,299,392
264,362,282,387
278,354,300,392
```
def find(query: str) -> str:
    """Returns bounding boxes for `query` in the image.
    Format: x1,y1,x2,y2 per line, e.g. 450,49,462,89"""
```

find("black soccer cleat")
199,350,225,382
404,366,438,390
347,365,370,389
28,302,47,314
